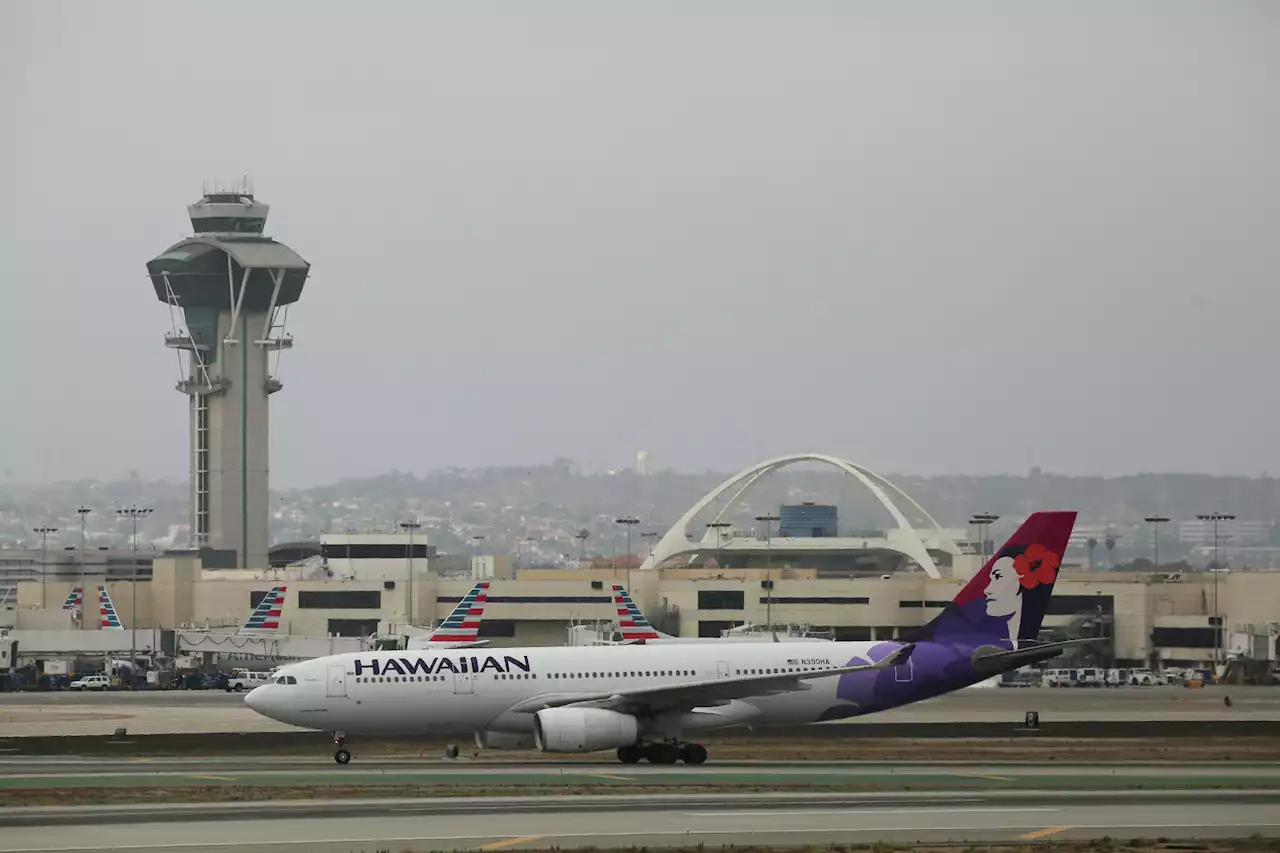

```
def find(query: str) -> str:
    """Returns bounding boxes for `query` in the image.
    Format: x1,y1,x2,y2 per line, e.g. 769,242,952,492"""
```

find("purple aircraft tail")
901,510,1077,646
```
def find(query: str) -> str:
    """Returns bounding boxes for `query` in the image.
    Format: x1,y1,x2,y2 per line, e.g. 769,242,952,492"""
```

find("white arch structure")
639,453,958,579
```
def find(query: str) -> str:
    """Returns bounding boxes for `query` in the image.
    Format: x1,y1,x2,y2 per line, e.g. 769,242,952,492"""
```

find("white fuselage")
246,641,897,739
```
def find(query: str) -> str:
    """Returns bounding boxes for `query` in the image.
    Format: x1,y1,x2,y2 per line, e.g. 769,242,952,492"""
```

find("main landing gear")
617,741,708,765
333,731,351,765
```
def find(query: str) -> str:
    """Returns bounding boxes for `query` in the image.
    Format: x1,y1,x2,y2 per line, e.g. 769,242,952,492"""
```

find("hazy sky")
2,2,1278,487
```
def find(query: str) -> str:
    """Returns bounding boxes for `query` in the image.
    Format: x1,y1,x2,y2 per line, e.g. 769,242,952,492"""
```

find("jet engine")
532,707,639,753
474,730,535,751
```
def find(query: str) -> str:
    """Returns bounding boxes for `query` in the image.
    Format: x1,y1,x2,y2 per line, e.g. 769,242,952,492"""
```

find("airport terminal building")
5,455,1277,674
9,549,1279,671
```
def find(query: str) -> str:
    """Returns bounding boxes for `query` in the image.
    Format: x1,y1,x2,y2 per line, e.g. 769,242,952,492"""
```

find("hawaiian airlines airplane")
246,511,1082,767
610,584,830,644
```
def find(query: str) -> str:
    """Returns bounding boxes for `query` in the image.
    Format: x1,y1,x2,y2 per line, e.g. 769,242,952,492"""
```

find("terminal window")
322,544,432,560
1046,595,1115,616
328,618,380,637
1152,627,1220,649
299,590,382,610
766,596,869,605
698,620,742,638
477,620,516,638
698,590,745,610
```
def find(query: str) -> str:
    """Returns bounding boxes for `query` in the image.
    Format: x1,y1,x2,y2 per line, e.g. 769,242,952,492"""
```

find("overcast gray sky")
2,2,1277,487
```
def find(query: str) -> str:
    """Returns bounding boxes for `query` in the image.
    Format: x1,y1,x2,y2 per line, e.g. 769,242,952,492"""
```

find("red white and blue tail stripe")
612,585,663,641
241,586,287,633
428,581,490,645
97,585,124,630
61,587,83,610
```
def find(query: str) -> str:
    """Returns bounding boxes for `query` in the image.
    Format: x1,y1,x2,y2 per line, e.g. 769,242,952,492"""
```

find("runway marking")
1020,826,1073,839
682,807,1055,817
959,773,1017,782
589,773,635,781
188,775,237,782
478,835,544,850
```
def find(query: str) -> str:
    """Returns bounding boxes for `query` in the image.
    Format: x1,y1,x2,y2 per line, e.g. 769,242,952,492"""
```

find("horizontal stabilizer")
970,638,1100,673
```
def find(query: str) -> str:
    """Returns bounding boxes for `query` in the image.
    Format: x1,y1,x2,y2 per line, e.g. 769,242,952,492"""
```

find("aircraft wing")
508,644,913,717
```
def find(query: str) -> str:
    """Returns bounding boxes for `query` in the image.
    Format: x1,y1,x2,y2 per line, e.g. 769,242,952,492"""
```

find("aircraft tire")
680,744,708,765
444,743,460,759
334,749,351,765
617,745,642,764
645,743,680,765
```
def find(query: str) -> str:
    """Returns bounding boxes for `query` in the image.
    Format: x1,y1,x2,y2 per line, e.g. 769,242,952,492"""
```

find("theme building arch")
639,453,958,579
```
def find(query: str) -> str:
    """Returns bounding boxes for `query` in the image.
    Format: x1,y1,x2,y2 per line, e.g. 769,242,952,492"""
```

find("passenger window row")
352,670,702,685
735,666,830,675
544,670,696,679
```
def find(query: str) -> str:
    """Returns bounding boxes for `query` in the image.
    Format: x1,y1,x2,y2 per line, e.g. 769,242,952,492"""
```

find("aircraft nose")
244,685,265,713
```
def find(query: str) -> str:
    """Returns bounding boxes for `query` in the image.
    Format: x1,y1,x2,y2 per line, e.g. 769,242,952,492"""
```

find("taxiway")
0,790,1275,852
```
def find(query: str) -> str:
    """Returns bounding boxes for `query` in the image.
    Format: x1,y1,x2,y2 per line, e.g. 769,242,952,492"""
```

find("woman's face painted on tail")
984,557,1022,619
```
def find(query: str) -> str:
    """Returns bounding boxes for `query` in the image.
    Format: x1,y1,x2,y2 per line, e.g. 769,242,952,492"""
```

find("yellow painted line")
589,773,635,781
189,774,237,782
478,835,543,851
1019,826,1073,840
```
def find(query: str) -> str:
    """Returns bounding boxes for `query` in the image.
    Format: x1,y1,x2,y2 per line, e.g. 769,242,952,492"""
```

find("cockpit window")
273,675,298,685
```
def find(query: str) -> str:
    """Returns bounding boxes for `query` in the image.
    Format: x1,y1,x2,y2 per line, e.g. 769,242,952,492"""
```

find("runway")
0,758,1276,791
0,790,1276,851
3,685,1277,737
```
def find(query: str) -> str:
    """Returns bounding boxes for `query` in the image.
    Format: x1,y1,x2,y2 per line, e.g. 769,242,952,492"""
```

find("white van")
1075,667,1105,687
1043,668,1075,687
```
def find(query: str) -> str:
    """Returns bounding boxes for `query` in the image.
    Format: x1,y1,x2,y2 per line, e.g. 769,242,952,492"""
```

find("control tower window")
191,217,266,234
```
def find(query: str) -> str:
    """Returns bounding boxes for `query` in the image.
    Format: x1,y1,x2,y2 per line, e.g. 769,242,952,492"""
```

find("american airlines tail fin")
60,587,83,610
241,586,287,633
901,510,1077,647
97,585,124,630
612,585,668,642
422,581,490,648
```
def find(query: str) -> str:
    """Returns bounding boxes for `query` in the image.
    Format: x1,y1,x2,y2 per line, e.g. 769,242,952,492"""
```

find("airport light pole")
969,513,1000,563
640,531,659,568
33,526,58,610
755,514,780,631
1197,512,1234,671
1144,515,1169,569
399,520,421,627
615,516,639,592
77,507,91,630
117,506,152,687
706,521,732,568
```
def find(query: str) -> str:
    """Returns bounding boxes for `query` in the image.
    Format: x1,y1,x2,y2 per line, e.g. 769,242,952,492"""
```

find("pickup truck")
69,674,111,691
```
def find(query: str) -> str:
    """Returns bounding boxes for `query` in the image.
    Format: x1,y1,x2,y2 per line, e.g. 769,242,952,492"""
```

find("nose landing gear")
333,731,350,765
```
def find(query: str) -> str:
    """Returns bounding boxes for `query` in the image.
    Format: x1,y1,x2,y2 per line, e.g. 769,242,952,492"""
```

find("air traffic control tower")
145,183,310,569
